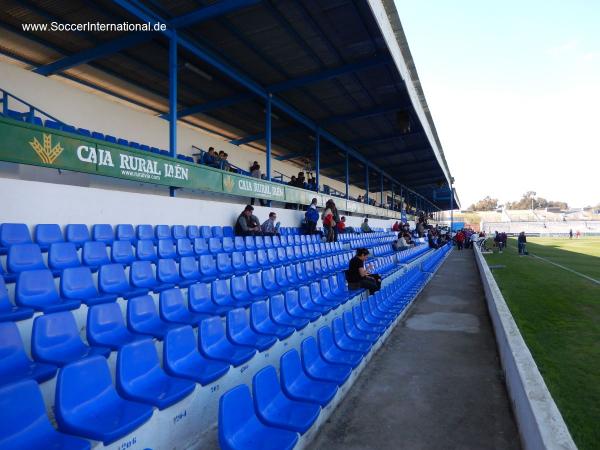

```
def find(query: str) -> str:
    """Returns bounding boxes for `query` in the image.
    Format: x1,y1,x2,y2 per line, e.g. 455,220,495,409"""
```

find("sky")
395,0,600,209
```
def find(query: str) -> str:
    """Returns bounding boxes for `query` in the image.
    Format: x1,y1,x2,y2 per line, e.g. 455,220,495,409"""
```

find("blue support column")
450,183,454,232
265,94,272,206
315,131,320,193
365,165,369,204
345,152,349,200
169,31,178,197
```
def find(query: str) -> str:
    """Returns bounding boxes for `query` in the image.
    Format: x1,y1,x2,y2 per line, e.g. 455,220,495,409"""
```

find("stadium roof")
0,0,458,210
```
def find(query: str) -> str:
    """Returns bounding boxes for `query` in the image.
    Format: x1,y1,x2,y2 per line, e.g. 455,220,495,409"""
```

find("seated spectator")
261,212,280,236
202,147,220,168
235,205,262,236
337,216,346,234
221,152,236,172
345,248,381,294
393,232,414,251
361,218,373,233
392,221,400,232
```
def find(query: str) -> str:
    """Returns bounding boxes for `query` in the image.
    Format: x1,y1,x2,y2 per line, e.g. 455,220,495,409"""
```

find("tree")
506,192,568,210
467,196,498,211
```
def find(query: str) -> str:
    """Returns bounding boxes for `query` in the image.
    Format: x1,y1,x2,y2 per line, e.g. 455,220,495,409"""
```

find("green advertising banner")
0,118,401,219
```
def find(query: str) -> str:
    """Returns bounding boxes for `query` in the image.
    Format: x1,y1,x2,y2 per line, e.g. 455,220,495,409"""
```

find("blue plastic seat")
60,266,116,306
231,251,248,275
244,251,260,272
87,302,145,350
217,253,234,277
293,246,303,262
127,295,174,339
158,239,177,259
163,325,229,385
331,317,371,355
176,238,194,258
280,349,337,406
227,308,277,351
0,321,57,386
116,338,195,410
155,225,171,241
117,137,129,146
0,276,33,321
6,243,47,281
219,384,298,450
247,272,269,299
318,326,362,367
199,316,256,366
16,269,80,313
91,131,105,140
160,288,208,326
244,236,256,251
0,379,91,450
198,254,219,282
301,337,351,384
65,224,90,249
270,294,309,330
171,225,186,240
136,224,154,242
156,258,180,290
130,260,159,292
82,241,110,271
298,285,330,314
285,265,301,286
193,237,210,256
276,247,288,264
136,239,157,262
234,236,245,252
262,268,281,295
342,311,378,343
34,223,64,251
32,311,110,366
92,224,114,245
208,237,223,254
256,250,270,270
275,266,292,290
99,263,147,299
178,256,201,286
188,282,232,315
250,301,294,339
285,290,320,321
49,242,81,271
222,226,234,238
210,226,223,239
111,240,135,266
230,275,256,306
254,236,265,250
310,282,338,308
187,225,200,239
55,355,154,445
0,223,31,254
266,248,280,267
253,366,320,433
116,224,136,243
352,305,385,333
222,237,235,253
195,226,209,239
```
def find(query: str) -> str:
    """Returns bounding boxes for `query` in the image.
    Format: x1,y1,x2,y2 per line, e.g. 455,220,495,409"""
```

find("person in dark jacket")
518,232,527,255
345,248,381,294
235,205,262,236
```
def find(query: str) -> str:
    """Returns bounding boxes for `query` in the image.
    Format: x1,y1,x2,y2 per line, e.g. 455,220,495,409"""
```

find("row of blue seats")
422,243,451,272
219,268,428,449
0,252,355,318
0,223,320,253
0,240,346,282
338,231,394,241
0,274,352,386
0,268,423,449
397,244,432,264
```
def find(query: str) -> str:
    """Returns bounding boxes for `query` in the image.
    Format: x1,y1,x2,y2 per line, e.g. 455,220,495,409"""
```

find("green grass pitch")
484,237,600,450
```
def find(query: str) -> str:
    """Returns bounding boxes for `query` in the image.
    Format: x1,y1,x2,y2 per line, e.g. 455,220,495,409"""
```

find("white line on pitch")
530,254,600,285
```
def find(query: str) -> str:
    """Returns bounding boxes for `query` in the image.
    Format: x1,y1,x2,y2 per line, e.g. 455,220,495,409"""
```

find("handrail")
0,88,64,124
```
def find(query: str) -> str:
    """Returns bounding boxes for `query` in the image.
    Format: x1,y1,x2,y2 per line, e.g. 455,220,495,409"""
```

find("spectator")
202,147,220,168
361,218,373,233
345,248,381,294
235,205,262,236
357,195,363,203
428,230,440,249
249,162,266,206
392,221,400,232
416,219,425,237
518,231,527,255
261,212,279,236
455,230,465,250
304,198,319,234
321,200,336,242
569,229,573,239
331,200,341,242
393,233,412,251
337,216,346,234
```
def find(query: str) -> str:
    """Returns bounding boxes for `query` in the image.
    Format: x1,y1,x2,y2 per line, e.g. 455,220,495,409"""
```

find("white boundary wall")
473,247,576,450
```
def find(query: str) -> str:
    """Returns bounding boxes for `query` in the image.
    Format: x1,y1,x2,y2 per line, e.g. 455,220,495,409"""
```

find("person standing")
569,229,573,239
304,198,319,235
321,200,336,242
455,230,465,250
518,231,527,255
249,161,266,206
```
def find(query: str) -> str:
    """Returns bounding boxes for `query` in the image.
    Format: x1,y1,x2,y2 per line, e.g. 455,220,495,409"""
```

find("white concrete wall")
0,60,364,198
1,178,396,230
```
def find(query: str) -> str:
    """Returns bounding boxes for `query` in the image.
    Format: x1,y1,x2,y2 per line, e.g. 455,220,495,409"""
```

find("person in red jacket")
455,230,465,250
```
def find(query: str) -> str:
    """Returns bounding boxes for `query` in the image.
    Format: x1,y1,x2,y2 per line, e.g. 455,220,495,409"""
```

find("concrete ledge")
473,247,576,450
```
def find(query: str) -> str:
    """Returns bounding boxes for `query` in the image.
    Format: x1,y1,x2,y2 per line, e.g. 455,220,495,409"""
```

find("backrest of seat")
136,224,154,241
0,223,31,249
172,225,186,240
7,243,46,273
32,311,81,358
49,242,80,270
209,237,222,254
155,225,171,241
34,224,63,249
187,225,200,240
98,264,128,293
187,282,210,309
0,321,30,370
222,237,234,253
116,224,136,243
244,236,255,250
222,226,234,238
164,325,196,365
82,241,110,266
252,365,280,408
157,258,179,283
16,269,59,307
60,266,98,299
234,236,245,251
117,338,159,386
200,226,212,239
136,240,157,261
218,384,255,448
111,240,135,265
211,226,223,239
130,261,156,286
160,288,186,316
158,239,176,259
199,316,225,347
92,224,114,244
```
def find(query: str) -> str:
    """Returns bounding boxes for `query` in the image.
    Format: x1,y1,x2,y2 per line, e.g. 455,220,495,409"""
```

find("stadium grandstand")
0,1,578,450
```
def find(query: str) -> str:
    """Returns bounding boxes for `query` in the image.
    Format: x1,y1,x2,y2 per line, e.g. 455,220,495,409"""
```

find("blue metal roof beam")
112,0,436,208
173,55,391,119
169,0,261,29
33,31,156,76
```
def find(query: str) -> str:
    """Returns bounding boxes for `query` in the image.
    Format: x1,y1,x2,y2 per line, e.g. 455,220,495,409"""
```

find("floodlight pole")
168,31,178,198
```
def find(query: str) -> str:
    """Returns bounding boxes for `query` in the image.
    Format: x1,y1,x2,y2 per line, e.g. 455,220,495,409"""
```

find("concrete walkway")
310,250,521,450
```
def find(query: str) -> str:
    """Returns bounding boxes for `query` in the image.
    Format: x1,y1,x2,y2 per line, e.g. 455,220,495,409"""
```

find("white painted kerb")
473,247,576,450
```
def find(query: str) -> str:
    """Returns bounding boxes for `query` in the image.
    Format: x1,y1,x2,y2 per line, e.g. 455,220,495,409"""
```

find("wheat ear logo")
29,133,64,164
223,175,235,192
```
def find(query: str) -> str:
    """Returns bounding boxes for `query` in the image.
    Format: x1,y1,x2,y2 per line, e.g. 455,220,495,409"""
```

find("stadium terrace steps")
0,221,450,449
